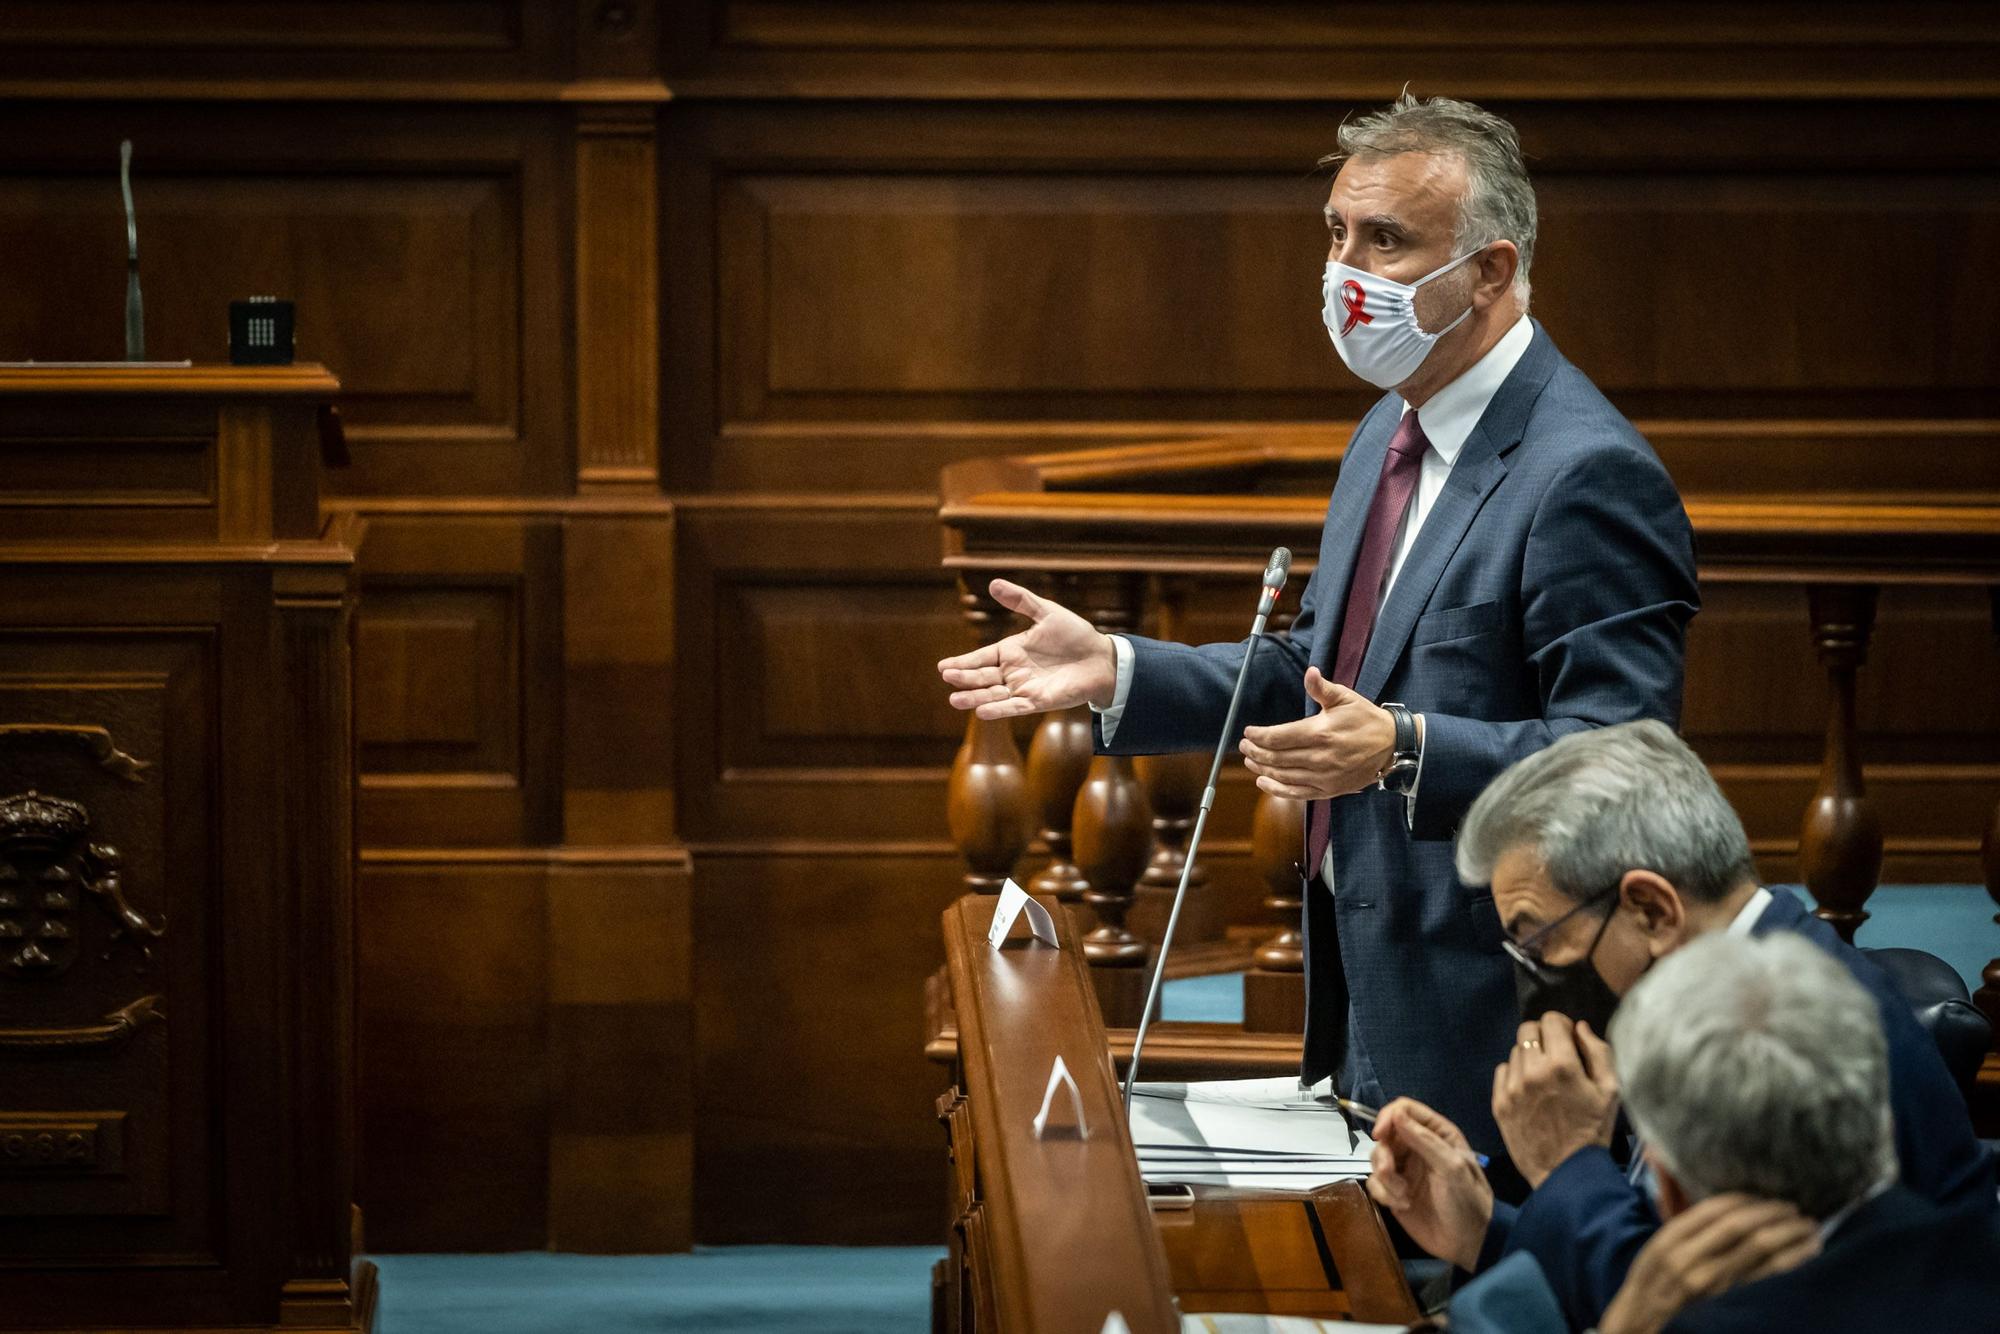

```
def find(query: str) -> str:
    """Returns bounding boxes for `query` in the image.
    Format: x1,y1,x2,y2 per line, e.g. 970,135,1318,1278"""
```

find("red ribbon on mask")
1338,279,1374,337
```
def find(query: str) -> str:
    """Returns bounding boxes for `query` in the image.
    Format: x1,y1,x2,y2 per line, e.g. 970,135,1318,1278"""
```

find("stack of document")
1129,1077,1373,1191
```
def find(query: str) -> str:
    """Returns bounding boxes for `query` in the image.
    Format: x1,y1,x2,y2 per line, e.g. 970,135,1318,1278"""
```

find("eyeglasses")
1501,883,1619,979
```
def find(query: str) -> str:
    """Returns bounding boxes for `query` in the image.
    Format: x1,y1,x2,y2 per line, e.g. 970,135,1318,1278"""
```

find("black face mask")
1509,894,1622,1033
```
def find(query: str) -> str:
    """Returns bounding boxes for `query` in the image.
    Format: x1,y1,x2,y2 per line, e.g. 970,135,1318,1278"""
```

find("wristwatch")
1375,703,1420,795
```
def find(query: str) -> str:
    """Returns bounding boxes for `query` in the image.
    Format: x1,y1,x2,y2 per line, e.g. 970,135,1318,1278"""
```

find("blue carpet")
1161,971,1248,1023
368,1247,942,1334
1160,884,1996,1028
1776,883,1996,994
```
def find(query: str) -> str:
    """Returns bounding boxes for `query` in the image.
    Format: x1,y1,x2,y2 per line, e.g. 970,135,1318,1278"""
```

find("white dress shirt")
1726,886,1775,937
1094,312,1537,822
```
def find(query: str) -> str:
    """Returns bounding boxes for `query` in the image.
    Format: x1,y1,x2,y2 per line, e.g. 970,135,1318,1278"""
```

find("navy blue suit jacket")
1489,891,2000,1330
1097,322,1699,1150
1665,1186,2000,1334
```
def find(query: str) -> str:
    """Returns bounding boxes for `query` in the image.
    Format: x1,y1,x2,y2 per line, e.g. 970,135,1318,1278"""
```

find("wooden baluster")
1798,584,1882,943
1243,600,1307,1032
1025,707,1094,906
1975,587,2000,1039
1024,576,1092,907
1241,789,1308,1033
946,575,1030,895
1132,577,1212,947
1132,752,1207,940
1070,572,1154,1026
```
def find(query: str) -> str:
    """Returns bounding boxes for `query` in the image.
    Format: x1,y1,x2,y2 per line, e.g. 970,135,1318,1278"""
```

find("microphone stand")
1122,548,1290,1112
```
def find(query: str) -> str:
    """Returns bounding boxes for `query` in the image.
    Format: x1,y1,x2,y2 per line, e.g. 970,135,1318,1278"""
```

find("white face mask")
1321,248,1482,390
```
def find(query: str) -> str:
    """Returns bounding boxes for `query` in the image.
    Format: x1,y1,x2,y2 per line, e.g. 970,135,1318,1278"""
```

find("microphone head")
1262,546,1292,591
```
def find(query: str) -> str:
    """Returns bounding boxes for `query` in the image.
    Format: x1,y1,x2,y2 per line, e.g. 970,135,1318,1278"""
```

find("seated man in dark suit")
1595,932,2000,1334
1365,720,1996,1329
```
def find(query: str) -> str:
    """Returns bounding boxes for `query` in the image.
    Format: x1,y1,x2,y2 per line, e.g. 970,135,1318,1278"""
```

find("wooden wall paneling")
546,850,693,1252
664,97,2000,486
576,105,663,490
562,507,678,844
0,1,568,86
673,501,966,846
357,857,551,1253
358,845,693,1255
659,100,723,493
353,513,564,849
665,3,2000,100
693,849,961,1244
272,559,363,1325
0,611,222,1278
576,0,663,80
0,102,571,496
0,555,362,1327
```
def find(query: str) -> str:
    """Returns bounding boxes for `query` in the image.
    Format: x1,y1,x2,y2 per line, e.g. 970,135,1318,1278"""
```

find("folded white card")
1033,1054,1089,1141
987,877,1060,949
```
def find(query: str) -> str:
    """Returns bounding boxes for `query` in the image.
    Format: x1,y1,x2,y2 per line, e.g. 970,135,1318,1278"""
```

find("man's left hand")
1239,667,1396,800
1492,1013,1621,1187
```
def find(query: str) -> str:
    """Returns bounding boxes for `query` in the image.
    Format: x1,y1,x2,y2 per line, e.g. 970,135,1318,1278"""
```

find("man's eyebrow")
1355,213,1408,235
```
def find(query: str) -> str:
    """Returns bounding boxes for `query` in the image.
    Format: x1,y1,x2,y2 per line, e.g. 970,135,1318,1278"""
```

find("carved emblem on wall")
0,789,166,1055
0,790,163,977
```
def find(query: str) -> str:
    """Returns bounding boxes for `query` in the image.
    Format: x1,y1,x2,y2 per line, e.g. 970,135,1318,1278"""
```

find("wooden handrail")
941,893,1181,1333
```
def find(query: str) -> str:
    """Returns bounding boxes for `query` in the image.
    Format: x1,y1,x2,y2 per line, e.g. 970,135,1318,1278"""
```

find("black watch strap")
1377,703,1420,794
1384,702,1418,757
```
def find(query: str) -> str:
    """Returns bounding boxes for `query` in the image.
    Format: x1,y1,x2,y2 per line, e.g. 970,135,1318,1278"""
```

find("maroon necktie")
1305,410,1429,875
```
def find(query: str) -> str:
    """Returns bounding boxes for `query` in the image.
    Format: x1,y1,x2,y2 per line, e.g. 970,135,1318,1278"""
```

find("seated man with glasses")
1364,720,1996,1331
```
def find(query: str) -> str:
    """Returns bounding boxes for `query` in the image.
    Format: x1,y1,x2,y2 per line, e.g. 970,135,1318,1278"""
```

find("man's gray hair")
1454,720,1758,909
1324,92,1538,298
1611,932,1897,1219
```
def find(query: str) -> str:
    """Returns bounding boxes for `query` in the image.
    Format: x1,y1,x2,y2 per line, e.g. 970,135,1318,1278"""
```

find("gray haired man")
1598,933,2000,1334
1365,720,1996,1329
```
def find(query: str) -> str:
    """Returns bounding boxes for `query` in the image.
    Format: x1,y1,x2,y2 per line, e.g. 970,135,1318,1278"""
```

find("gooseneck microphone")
1122,545,1292,1112
121,140,144,361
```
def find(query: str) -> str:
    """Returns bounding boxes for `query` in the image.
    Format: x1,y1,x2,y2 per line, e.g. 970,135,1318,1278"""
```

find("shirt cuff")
1088,634,1135,745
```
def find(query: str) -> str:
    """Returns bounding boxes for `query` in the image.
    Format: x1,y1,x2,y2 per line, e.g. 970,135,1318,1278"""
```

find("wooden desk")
935,893,1420,1332
0,365,370,1332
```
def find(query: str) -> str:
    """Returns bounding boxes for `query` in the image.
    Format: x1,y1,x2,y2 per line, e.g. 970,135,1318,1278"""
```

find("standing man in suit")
1365,722,1997,1329
936,93,1699,1157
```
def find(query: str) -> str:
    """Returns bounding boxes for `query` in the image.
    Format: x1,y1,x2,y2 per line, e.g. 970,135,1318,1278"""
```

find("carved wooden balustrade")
938,429,2000,1057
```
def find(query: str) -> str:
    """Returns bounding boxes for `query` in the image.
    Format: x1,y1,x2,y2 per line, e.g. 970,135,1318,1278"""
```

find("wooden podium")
934,892,1421,1332
0,366,372,1332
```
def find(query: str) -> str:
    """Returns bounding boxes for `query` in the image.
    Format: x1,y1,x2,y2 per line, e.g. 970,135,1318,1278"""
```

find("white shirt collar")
1725,886,1774,938
1398,313,1535,466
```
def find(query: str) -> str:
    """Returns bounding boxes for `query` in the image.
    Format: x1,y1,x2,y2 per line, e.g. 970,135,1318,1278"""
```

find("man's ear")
1620,870,1687,959
1472,240,1519,308
1647,1150,1692,1221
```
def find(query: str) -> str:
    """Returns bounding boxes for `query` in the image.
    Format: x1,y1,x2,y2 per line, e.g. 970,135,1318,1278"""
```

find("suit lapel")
1351,324,1560,701
1353,438,1505,699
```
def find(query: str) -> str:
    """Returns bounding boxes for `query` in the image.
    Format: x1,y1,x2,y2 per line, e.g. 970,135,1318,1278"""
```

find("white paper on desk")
1129,1078,1371,1191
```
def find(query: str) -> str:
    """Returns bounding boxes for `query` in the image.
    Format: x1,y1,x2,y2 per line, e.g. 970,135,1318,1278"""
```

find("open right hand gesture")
937,579,1118,721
